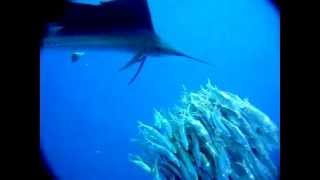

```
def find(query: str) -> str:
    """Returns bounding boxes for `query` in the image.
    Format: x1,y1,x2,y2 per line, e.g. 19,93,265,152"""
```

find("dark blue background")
40,0,279,179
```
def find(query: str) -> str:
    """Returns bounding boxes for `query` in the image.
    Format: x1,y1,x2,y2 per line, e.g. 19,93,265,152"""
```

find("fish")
43,0,212,84
153,109,173,138
190,133,201,167
138,121,177,154
128,154,152,173
176,143,199,180
71,51,85,62
145,138,180,168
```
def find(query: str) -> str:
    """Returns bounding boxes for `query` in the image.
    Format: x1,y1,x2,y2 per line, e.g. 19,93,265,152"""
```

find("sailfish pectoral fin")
128,55,147,85
119,52,145,71
118,51,147,85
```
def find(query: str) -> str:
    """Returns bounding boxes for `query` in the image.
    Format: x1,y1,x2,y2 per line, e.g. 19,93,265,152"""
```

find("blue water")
40,0,279,179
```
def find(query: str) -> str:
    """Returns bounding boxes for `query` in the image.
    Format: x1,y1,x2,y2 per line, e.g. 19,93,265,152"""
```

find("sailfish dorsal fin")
52,0,155,36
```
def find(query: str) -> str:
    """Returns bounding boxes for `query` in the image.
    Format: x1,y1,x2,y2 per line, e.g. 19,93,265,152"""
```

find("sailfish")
43,0,211,84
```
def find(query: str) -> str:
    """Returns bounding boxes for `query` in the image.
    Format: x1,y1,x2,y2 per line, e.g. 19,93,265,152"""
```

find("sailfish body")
44,0,210,84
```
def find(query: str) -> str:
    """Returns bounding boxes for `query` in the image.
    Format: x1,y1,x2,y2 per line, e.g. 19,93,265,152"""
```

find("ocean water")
40,0,279,179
